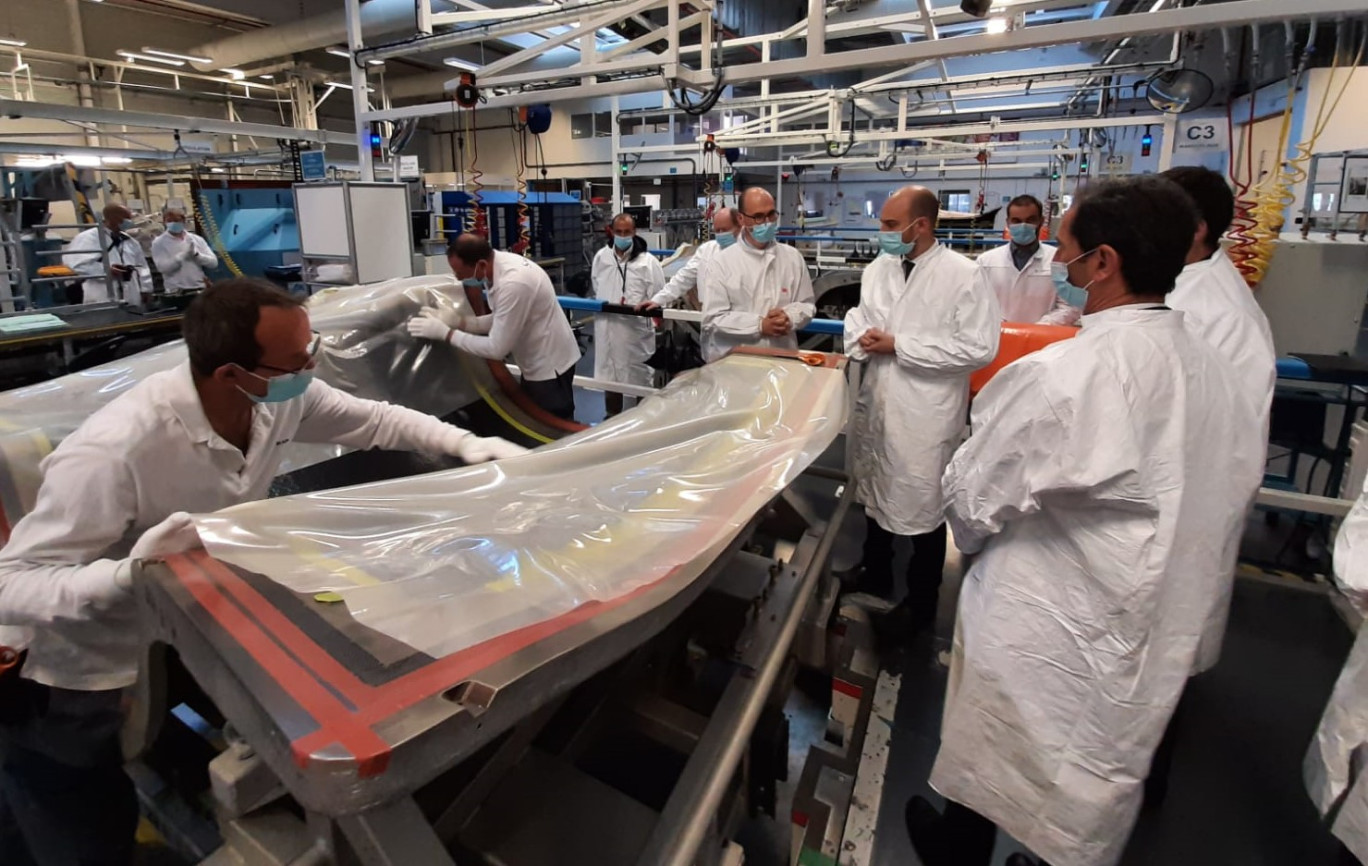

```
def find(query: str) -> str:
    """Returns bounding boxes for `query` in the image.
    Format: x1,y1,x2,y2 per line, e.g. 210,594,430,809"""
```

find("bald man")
843,185,1000,637
700,188,814,361
62,203,151,305
641,207,741,312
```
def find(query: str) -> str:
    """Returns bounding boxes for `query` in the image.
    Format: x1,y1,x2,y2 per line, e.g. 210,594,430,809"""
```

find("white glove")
129,512,203,566
454,434,530,463
180,245,197,261
407,310,453,343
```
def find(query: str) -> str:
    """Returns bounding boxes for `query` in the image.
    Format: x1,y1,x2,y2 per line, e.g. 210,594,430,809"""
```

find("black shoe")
905,796,950,866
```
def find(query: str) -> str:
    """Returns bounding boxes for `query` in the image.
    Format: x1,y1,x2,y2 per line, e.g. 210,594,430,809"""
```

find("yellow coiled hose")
1241,27,1363,287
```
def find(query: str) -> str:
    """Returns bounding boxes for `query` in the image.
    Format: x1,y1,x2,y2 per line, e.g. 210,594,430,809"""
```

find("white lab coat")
151,230,218,292
0,362,467,691
843,244,1000,536
592,243,662,386
653,239,723,308
1305,481,1368,864
63,226,151,305
1170,249,1277,674
976,242,1080,326
701,239,815,362
933,305,1264,866
449,251,581,382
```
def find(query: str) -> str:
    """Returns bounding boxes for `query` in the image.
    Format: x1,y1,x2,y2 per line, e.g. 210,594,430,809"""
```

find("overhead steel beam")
477,0,663,79
712,114,1165,149
0,100,353,146
599,11,708,61
720,0,1368,85
358,0,684,63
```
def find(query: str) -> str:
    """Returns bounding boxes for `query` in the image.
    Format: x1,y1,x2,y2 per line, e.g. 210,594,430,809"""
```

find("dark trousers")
521,366,577,421
944,801,1053,866
0,683,137,866
1145,680,1192,808
861,513,948,623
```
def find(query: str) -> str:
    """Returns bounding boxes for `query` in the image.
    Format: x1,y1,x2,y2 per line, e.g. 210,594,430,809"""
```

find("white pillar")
611,94,622,210
345,0,374,181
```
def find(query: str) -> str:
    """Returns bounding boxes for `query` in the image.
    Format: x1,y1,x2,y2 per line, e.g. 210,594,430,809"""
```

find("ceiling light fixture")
326,47,351,58
259,73,274,80
117,50,185,67
443,57,479,71
367,59,384,66
0,38,27,48
140,47,212,64
102,156,133,164
985,18,1009,34
221,67,246,79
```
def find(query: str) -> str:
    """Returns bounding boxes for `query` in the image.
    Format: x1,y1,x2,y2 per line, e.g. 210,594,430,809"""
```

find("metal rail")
635,473,855,866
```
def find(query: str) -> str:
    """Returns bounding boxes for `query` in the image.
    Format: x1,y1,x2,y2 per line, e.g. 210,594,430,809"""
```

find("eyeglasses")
742,210,780,223
255,331,322,375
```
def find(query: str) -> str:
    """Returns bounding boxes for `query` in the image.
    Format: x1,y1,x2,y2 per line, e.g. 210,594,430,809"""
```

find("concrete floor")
859,506,1356,866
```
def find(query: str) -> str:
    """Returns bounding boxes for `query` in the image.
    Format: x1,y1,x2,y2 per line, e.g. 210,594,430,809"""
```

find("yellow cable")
194,190,246,278
1243,31,1363,286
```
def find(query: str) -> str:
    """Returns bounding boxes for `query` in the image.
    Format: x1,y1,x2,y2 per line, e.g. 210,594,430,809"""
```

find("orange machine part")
969,323,1078,398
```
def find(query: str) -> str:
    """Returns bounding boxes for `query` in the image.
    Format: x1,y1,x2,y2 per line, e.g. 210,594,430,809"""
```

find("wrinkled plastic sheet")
194,353,847,659
0,276,483,529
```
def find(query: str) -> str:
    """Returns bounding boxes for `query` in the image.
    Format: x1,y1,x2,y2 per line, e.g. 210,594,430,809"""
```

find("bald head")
885,186,939,225
739,187,779,249
878,185,939,258
712,207,739,235
740,187,774,216
103,203,131,231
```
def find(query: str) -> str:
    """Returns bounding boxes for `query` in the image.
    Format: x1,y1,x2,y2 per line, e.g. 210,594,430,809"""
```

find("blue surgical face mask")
878,230,915,257
166,221,185,235
613,235,634,251
716,231,737,249
238,369,313,404
119,219,134,230
461,277,487,290
1008,222,1039,246
749,222,778,244
1050,249,1097,309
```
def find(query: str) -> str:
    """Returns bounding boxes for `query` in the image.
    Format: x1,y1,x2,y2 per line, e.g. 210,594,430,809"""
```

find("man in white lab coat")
908,177,1265,866
701,187,815,362
1142,167,1279,807
591,214,664,416
0,279,523,865
1306,479,1368,866
150,209,219,293
63,203,151,305
640,206,741,312
842,185,1000,633
408,233,582,420
975,194,1080,326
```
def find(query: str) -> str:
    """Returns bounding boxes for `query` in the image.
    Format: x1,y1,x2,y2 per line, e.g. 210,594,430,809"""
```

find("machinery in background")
435,189,586,290
190,181,300,282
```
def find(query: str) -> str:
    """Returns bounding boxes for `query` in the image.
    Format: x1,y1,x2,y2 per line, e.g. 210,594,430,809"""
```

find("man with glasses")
700,187,814,362
0,279,521,866
842,185,999,638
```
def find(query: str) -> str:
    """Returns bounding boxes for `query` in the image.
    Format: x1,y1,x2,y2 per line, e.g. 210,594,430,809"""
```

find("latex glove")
130,512,203,564
407,310,452,343
456,435,530,463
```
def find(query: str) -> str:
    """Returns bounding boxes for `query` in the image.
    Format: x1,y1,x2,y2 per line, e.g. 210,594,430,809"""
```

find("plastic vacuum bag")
194,353,847,659
0,275,482,527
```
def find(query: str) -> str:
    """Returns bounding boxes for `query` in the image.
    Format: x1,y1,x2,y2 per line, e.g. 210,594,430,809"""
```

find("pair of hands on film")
858,328,896,355
406,305,473,343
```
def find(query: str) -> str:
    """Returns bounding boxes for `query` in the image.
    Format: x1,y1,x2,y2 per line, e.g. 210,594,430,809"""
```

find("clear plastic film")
193,353,847,659
0,276,484,527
